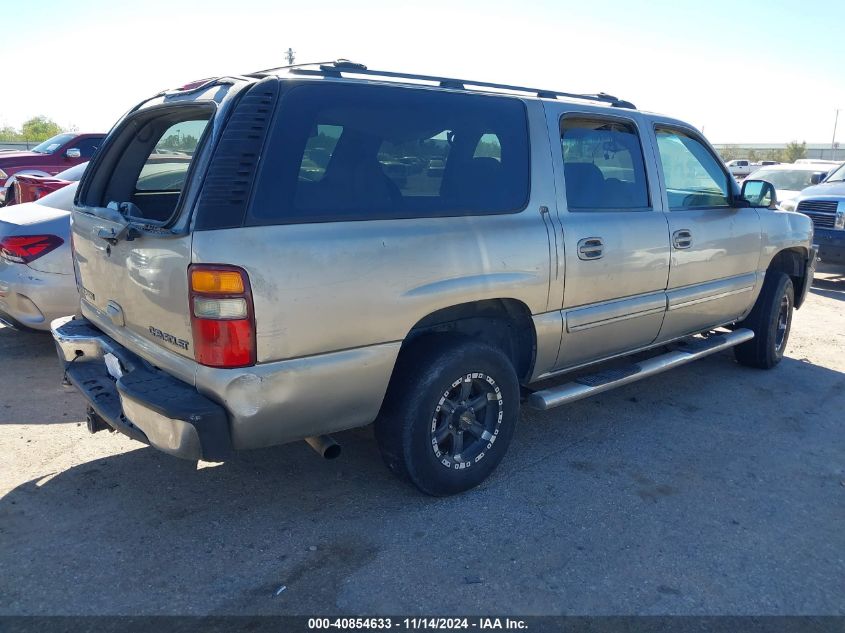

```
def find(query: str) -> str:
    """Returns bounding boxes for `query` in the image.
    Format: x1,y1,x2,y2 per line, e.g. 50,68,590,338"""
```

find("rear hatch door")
71,96,223,383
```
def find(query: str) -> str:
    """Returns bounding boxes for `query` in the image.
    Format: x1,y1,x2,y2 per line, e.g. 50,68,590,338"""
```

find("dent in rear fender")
194,341,402,450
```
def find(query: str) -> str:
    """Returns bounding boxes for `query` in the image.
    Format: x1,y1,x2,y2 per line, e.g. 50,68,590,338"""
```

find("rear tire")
734,271,794,369
375,335,520,496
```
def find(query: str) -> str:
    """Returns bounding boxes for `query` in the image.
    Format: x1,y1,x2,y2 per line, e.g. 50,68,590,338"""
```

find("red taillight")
0,234,64,264
188,264,256,368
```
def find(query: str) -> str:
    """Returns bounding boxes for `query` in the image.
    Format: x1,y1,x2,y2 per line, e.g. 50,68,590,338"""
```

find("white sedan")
0,183,78,330
747,163,836,208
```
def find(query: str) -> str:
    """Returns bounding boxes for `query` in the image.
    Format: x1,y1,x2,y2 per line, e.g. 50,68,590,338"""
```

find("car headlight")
835,209,845,230
778,198,797,212
0,169,8,180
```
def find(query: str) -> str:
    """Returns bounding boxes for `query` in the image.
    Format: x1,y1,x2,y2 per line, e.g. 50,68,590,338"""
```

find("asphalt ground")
1,267,843,615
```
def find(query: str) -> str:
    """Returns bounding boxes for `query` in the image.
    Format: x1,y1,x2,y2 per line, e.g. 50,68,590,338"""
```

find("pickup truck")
51,62,817,496
0,132,105,205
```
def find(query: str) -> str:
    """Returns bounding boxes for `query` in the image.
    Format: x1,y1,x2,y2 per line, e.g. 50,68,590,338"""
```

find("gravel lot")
1,268,843,616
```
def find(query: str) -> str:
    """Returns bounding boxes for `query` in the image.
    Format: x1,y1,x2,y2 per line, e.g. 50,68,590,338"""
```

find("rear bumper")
51,316,232,461
815,229,845,265
0,263,78,331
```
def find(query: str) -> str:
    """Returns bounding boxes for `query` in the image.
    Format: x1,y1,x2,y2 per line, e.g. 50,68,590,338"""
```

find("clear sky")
1,0,843,144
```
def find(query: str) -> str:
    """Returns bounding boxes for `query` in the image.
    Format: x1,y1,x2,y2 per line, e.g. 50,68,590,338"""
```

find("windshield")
54,161,89,181
752,168,822,191
30,133,74,154
825,163,845,182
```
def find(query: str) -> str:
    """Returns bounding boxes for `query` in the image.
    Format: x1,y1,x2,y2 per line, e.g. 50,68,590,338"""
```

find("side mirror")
810,172,826,185
65,148,81,159
741,179,778,209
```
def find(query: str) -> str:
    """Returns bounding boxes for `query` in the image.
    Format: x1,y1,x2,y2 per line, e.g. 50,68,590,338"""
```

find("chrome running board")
526,328,754,411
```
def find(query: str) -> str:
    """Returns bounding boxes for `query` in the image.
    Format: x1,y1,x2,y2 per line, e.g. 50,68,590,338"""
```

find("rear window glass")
247,83,530,225
136,120,205,192
82,109,211,223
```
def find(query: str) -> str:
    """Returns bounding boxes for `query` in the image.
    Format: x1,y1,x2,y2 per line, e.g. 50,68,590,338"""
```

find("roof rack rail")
247,60,636,109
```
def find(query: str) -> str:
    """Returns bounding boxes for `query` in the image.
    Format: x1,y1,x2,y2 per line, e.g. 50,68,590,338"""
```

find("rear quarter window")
245,82,530,225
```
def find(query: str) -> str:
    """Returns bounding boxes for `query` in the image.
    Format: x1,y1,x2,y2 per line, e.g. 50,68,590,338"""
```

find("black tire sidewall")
764,275,794,364
736,271,794,368
392,338,520,496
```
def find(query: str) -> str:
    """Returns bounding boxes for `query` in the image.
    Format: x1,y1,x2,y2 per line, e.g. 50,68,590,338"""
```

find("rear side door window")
654,127,731,209
247,83,530,225
560,117,650,211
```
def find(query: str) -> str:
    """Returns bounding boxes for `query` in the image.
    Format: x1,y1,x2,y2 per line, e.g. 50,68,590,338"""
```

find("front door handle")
577,237,604,260
672,229,693,249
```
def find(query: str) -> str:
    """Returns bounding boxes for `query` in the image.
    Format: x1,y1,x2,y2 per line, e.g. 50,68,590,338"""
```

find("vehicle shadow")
2,351,844,615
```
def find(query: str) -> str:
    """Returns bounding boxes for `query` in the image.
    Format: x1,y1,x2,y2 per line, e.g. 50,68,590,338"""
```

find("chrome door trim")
566,291,667,332
666,272,757,311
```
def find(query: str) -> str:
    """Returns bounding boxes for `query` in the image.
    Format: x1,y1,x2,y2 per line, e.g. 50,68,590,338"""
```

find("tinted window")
247,83,530,225
73,137,103,159
655,128,730,209
299,124,342,182
560,117,649,211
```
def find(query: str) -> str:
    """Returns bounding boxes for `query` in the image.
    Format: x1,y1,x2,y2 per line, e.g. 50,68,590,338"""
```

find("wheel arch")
399,298,538,383
766,246,810,308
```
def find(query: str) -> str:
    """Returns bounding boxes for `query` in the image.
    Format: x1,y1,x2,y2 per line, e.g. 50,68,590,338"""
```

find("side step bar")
526,328,754,411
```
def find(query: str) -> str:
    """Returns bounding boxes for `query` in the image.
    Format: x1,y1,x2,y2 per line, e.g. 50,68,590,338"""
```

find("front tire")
375,335,520,496
734,271,794,369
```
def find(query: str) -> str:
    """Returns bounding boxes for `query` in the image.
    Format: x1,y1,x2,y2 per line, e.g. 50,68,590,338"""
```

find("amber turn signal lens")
191,269,245,294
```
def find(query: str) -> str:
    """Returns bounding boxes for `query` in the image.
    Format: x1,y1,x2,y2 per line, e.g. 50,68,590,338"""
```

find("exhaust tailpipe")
305,435,341,460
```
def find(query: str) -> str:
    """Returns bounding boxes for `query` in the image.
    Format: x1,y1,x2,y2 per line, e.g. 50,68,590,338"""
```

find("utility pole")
832,108,840,160
285,48,296,65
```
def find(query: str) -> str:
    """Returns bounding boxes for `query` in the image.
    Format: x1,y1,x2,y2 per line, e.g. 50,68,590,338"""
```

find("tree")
20,116,63,142
783,141,807,163
0,126,21,142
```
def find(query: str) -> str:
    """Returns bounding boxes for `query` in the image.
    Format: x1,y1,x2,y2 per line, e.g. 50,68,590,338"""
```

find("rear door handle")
672,229,693,249
577,237,604,260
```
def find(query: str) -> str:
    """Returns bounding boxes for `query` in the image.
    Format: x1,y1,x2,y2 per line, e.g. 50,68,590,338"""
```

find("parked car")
780,161,845,265
725,159,756,178
0,132,104,206
6,161,88,206
52,61,815,495
747,163,832,206
0,183,78,330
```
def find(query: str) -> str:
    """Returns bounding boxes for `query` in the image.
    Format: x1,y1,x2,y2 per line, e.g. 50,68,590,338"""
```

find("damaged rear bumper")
52,316,232,461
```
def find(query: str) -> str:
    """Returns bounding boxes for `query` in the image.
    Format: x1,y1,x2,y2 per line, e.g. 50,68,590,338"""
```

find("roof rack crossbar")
249,60,636,109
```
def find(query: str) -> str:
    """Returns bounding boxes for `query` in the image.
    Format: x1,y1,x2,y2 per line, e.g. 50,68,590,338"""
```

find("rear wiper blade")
96,223,141,245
